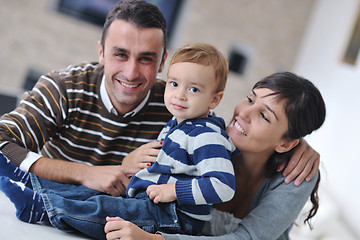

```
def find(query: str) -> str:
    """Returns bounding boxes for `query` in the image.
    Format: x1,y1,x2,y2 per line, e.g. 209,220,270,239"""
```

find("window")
228,45,252,76
229,50,248,75
56,0,184,42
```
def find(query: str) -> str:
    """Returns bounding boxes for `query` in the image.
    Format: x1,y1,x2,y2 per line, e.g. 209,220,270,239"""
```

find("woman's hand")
105,217,163,240
122,141,162,170
278,138,320,186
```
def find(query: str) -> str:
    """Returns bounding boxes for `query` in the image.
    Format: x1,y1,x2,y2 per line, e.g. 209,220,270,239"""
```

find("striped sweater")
127,115,237,230
0,62,172,167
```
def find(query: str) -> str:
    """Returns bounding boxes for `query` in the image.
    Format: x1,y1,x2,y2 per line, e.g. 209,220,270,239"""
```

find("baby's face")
165,62,222,123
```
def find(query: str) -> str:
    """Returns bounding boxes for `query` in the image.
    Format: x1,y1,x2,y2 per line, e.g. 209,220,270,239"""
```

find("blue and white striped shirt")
127,115,238,226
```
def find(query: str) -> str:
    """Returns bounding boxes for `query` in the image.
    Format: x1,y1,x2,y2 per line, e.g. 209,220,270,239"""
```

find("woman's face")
227,88,289,155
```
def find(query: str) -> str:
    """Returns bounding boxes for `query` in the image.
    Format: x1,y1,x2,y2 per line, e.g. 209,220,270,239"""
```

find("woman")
104,71,326,240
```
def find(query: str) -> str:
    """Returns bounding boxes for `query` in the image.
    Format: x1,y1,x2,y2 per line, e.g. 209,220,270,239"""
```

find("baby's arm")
176,132,235,206
146,183,176,203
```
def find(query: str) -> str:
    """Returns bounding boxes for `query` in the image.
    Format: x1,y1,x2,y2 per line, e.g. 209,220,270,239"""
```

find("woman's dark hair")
101,0,167,64
253,71,326,228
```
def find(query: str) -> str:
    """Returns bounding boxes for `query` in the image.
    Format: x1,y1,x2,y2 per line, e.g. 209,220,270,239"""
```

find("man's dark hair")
101,0,167,63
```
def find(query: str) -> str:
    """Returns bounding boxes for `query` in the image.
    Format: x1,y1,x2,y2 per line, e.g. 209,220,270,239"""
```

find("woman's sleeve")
162,171,319,240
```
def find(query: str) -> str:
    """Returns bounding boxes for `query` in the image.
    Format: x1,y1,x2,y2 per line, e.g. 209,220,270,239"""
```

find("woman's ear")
275,139,300,153
209,91,224,109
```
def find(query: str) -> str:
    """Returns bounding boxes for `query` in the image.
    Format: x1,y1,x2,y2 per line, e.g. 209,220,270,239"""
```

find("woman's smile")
233,120,247,136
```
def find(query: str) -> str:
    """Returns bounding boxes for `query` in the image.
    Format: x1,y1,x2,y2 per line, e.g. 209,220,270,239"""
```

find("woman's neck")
234,151,269,179
214,151,271,218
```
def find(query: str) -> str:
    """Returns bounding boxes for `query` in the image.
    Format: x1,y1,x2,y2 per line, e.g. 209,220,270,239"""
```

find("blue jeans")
30,174,195,240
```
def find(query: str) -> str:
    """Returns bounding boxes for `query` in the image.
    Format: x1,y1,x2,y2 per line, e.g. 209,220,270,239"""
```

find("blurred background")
0,0,359,239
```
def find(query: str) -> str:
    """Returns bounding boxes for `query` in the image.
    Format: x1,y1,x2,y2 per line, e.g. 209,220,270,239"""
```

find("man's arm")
30,157,136,196
278,138,320,186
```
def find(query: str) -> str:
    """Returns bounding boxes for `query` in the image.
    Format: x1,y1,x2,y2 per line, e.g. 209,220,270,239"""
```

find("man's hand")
146,183,176,204
122,141,162,169
80,165,137,196
277,138,320,186
30,157,137,197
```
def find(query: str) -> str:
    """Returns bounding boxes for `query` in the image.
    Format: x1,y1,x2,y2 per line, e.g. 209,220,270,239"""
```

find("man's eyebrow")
112,47,129,54
140,51,158,57
253,89,279,121
112,47,157,57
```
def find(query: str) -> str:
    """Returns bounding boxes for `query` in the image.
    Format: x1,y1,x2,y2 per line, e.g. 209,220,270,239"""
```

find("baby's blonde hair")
170,43,229,92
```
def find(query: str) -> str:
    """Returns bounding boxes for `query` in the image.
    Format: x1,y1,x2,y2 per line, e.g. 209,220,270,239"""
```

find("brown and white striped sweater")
0,62,172,167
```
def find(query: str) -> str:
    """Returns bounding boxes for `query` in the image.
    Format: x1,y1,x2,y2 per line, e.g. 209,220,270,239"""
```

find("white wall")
294,0,360,237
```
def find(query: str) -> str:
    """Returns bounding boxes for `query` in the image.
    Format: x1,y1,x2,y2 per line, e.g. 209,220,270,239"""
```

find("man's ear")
158,50,168,73
98,41,104,65
275,139,300,153
209,91,224,109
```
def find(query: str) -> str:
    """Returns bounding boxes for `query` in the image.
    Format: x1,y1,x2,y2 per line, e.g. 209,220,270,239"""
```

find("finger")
285,148,319,185
148,141,163,148
138,162,152,169
284,155,309,184
146,190,154,200
292,157,314,186
153,196,160,204
146,149,161,158
305,157,320,182
112,185,125,197
106,216,123,222
102,182,120,197
283,144,305,176
108,187,121,197
106,230,123,240
104,218,123,233
146,187,156,200
141,141,162,152
113,177,130,196
137,155,157,167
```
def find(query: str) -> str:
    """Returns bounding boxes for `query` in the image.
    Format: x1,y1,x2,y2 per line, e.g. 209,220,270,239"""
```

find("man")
0,0,171,196
0,0,318,199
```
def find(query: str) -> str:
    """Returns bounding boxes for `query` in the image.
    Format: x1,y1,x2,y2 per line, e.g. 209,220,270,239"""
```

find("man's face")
98,19,166,115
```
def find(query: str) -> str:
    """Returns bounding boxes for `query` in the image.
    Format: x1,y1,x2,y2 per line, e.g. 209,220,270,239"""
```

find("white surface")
0,191,91,240
290,187,359,240
294,0,360,237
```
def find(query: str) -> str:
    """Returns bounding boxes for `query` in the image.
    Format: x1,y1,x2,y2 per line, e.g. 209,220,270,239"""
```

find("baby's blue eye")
170,81,178,87
190,87,199,93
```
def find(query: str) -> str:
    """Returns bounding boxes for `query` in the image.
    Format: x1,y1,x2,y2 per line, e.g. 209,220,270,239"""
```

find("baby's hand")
146,183,176,203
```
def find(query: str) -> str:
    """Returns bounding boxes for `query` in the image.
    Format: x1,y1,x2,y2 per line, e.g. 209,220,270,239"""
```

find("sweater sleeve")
0,71,67,167
163,172,319,240
175,130,235,205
